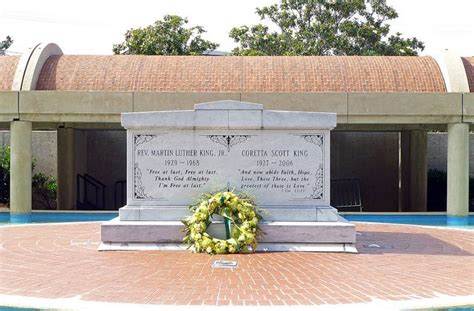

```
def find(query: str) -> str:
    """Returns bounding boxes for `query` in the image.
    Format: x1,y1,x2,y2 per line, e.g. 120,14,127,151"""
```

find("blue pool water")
0,212,473,228
343,214,474,228
0,212,117,224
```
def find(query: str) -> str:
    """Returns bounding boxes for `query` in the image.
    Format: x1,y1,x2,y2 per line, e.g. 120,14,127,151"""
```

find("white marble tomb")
100,100,356,252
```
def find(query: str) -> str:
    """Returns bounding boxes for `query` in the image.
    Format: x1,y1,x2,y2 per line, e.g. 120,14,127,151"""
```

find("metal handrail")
76,173,106,210
84,173,106,188
330,178,363,212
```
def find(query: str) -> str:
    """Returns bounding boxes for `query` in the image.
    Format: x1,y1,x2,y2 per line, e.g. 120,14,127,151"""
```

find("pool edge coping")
1,220,473,233
0,293,473,310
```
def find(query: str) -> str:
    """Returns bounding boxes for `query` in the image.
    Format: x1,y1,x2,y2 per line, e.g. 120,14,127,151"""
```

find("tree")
0,36,13,56
113,15,218,55
230,0,424,56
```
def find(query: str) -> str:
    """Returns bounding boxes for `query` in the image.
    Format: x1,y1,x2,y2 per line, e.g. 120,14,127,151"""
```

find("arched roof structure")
34,55,446,93
462,57,474,92
3,53,474,93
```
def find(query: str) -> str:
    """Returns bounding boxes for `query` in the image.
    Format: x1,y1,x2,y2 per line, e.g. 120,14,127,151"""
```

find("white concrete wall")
0,130,57,179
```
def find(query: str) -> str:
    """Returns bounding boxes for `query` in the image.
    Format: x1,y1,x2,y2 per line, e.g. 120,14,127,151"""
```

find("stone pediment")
121,100,336,130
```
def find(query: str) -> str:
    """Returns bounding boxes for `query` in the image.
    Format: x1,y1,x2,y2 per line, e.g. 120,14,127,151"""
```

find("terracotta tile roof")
462,57,474,92
0,56,19,90
36,55,446,92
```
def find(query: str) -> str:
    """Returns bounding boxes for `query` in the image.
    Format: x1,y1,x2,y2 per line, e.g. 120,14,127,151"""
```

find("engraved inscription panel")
129,130,328,206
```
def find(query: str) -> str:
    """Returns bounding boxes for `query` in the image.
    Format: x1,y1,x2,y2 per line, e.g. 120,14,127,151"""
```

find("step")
101,217,356,245
119,205,340,222
99,242,357,253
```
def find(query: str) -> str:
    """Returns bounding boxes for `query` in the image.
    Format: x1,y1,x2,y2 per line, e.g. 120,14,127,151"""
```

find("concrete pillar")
447,123,469,224
10,121,32,223
399,130,428,212
409,130,428,212
399,131,410,212
57,127,75,210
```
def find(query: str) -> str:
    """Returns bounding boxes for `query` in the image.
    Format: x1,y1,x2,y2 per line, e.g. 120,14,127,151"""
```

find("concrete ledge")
122,100,336,130
263,110,336,129
101,218,356,244
464,93,474,123
195,101,262,110
0,91,18,121
98,242,357,253
0,91,471,126
348,93,463,124
261,221,355,243
19,91,133,122
119,205,340,222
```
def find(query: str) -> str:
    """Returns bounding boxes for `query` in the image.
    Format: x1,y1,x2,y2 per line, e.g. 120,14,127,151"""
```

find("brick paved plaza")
0,222,473,308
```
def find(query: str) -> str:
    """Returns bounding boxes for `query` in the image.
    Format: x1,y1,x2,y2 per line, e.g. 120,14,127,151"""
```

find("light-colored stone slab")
195,100,263,110
259,221,356,243
126,129,331,207
241,93,348,124
139,207,190,221
263,110,337,130
119,206,140,221
228,110,263,129
119,205,340,222
194,110,228,129
101,219,184,243
101,219,356,244
99,242,357,253
123,100,336,130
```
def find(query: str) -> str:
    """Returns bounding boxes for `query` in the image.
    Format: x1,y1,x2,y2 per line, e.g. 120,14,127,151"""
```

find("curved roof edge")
35,54,447,93
462,57,474,92
3,42,474,93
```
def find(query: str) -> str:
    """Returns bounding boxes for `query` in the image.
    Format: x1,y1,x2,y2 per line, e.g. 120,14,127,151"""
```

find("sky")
1,0,473,57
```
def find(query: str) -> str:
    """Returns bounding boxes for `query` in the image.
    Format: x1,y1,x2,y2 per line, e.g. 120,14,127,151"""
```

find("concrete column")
399,131,410,212
57,127,75,210
447,123,469,224
399,130,428,212
10,121,32,223
409,130,428,212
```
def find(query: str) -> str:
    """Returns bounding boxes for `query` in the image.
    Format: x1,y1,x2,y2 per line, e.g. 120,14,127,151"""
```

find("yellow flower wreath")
182,191,262,254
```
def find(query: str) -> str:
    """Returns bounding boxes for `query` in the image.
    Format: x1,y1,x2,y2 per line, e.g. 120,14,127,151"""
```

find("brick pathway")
0,222,473,307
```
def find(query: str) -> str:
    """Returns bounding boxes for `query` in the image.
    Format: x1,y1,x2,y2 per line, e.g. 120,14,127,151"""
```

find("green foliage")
0,36,13,56
32,173,57,210
0,145,57,209
182,191,262,254
113,15,218,55
230,0,424,56
0,146,10,204
0,146,10,172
